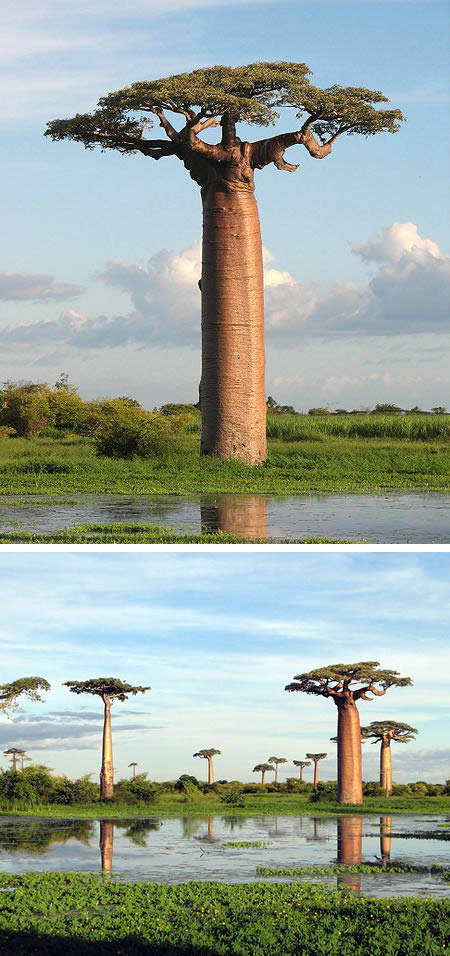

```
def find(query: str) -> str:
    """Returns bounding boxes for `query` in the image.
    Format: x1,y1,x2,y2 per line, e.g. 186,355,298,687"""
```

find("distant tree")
128,762,138,780
252,763,275,785
46,62,403,464
64,678,151,800
308,407,329,416
372,403,403,414
116,397,142,407
305,753,327,791
268,756,288,783
285,662,412,803
0,677,50,714
193,748,221,785
431,406,446,415
293,759,311,781
360,720,417,796
0,382,51,437
3,748,25,772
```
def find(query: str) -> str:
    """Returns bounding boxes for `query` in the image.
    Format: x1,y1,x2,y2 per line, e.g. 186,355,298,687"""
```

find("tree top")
0,677,50,713
305,753,328,761
193,748,221,758
253,763,275,772
360,720,418,742
293,759,311,766
285,662,412,702
63,678,151,701
268,756,288,764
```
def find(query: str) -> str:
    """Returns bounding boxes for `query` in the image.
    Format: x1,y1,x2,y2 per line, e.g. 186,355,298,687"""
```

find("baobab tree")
305,753,327,791
46,64,403,464
293,759,311,781
3,748,24,772
286,662,412,804
64,678,151,801
193,748,221,784
128,762,138,780
268,756,288,783
0,677,50,713
253,763,275,785
360,720,417,796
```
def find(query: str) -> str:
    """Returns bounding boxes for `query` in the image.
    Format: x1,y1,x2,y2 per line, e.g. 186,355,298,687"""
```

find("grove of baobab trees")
46,63,403,464
286,662,412,803
64,678,151,801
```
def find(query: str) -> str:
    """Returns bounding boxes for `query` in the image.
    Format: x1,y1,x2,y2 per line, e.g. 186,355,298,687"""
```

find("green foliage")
89,400,185,460
286,662,412,697
220,790,246,807
360,721,418,743
267,412,450,441
113,774,156,806
0,677,50,713
64,677,151,701
0,875,447,955
0,381,52,437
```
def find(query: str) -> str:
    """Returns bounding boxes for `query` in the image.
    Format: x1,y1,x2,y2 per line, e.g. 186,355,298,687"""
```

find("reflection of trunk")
207,818,214,841
380,738,392,796
336,816,363,892
380,816,392,863
336,699,363,803
100,697,114,801
99,820,114,876
200,184,266,464
200,495,267,539
207,755,214,785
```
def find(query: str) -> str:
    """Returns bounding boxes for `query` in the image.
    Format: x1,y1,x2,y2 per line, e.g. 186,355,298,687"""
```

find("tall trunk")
380,737,392,796
274,764,278,783
100,696,114,801
336,816,363,892
207,755,214,785
336,698,363,803
99,820,114,876
313,761,319,791
200,183,266,464
380,816,392,863
299,766,304,781
261,770,266,784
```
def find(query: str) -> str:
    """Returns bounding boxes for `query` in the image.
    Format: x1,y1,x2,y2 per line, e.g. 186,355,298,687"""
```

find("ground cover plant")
0,524,355,545
0,874,448,955
0,431,448,496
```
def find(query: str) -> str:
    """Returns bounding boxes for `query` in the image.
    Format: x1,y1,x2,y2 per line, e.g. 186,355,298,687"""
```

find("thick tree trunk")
299,766,304,781
100,697,114,801
380,737,392,796
380,816,392,863
336,699,363,804
274,765,278,783
200,183,266,464
313,761,319,791
261,770,266,784
99,820,114,875
207,755,214,785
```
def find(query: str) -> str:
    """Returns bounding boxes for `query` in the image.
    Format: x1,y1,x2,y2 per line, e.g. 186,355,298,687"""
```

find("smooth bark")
336,699,363,804
336,816,363,892
100,696,114,801
207,755,214,785
200,494,267,539
313,761,319,791
380,816,392,863
380,737,393,796
99,820,114,876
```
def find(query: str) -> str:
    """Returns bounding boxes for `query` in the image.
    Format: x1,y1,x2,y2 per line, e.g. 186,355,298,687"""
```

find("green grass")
3,792,450,818
266,412,450,442
0,873,448,955
0,523,360,544
0,430,448,495
256,862,450,877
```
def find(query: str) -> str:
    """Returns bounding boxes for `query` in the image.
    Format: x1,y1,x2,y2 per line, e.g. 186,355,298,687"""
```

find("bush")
220,790,245,807
114,774,156,805
0,381,52,437
90,400,185,460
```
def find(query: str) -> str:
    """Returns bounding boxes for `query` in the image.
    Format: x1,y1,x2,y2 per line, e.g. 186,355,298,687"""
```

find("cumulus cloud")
1,223,448,353
0,272,82,302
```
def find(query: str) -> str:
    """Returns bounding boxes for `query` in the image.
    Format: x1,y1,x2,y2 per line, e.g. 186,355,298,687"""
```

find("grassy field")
0,873,448,955
0,429,449,496
0,524,357,544
3,792,450,817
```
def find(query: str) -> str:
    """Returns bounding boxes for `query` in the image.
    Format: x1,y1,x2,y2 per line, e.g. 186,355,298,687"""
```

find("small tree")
360,720,417,796
293,759,311,781
285,662,412,803
128,762,138,780
252,763,275,785
268,756,288,784
193,748,221,785
0,677,50,714
3,748,24,772
64,678,151,800
305,753,327,791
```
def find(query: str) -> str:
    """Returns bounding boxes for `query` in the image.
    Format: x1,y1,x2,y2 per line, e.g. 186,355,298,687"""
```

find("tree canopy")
305,753,328,762
45,61,404,176
63,678,151,701
0,678,50,713
285,662,412,702
360,720,418,743
193,748,221,759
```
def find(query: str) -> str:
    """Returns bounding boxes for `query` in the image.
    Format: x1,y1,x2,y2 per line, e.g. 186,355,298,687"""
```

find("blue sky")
1,0,449,411
1,551,449,784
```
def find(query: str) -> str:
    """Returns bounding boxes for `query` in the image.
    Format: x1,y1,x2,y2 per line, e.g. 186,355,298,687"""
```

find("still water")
1,492,449,541
0,814,448,898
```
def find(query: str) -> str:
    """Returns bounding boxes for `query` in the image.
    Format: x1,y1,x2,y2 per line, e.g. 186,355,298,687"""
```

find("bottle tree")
285,662,412,804
64,678,151,800
45,63,403,464
360,720,417,796
305,752,327,791
252,762,275,785
268,755,288,783
293,759,311,781
193,747,221,785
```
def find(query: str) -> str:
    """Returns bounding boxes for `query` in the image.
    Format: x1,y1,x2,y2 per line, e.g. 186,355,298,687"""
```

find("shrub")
90,400,185,460
0,381,52,437
0,425,16,439
220,790,245,807
114,774,156,805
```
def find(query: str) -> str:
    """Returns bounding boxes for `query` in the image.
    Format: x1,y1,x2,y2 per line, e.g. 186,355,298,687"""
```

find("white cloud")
0,273,82,302
350,221,442,264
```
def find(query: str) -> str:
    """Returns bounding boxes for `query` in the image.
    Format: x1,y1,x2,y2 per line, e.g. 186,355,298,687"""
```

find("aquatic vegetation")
256,862,450,877
0,874,448,955
219,840,272,849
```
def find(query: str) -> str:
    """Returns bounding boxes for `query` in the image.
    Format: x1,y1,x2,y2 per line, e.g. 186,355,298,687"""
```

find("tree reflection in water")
99,818,162,874
380,816,392,863
200,495,267,539
0,819,95,855
336,816,363,892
